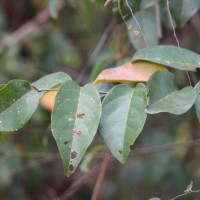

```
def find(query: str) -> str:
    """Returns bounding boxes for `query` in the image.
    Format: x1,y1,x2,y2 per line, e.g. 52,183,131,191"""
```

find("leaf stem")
125,0,149,46
169,189,200,200
165,0,191,85
32,86,108,94
32,86,58,92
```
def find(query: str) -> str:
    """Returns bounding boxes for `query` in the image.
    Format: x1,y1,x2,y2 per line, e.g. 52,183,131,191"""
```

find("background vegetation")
0,0,200,199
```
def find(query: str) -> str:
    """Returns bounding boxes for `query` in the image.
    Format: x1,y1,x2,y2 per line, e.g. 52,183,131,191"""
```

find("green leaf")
32,72,71,97
140,0,159,9
112,0,142,23
51,80,102,176
194,82,200,121
99,83,147,163
128,6,159,50
132,45,200,71
0,80,39,131
146,71,196,114
159,0,176,30
48,0,58,19
169,0,200,27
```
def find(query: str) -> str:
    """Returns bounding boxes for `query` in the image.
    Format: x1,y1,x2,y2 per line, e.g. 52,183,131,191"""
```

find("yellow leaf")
40,91,57,111
94,61,167,84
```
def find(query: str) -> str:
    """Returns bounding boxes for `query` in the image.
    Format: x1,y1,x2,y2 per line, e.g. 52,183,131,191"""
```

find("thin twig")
117,0,129,27
155,3,162,38
32,86,59,92
169,189,200,200
104,0,112,6
0,0,69,54
2,138,200,160
7,154,60,176
125,0,149,47
166,0,191,85
32,86,108,94
98,91,108,95
60,164,100,200
43,184,61,200
131,139,200,156
76,18,115,84
91,152,110,200
0,150,58,158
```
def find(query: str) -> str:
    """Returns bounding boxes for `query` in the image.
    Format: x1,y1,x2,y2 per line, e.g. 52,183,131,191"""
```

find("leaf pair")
0,72,71,131
99,70,197,165
34,73,102,176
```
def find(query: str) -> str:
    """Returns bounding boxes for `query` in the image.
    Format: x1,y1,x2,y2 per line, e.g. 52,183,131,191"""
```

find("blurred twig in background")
0,0,69,54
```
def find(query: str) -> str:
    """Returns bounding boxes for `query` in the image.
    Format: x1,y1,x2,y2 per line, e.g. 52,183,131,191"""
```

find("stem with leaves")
169,189,200,200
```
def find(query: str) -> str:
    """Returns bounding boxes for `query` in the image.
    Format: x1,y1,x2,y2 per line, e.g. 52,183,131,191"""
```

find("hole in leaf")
69,164,74,171
118,150,123,154
71,151,78,159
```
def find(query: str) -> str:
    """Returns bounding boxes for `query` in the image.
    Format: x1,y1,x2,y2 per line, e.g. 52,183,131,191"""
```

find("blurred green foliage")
0,0,200,199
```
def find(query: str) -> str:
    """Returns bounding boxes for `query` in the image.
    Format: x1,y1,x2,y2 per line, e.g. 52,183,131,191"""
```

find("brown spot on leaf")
64,141,69,145
72,129,82,135
71,151,78,159
77,113,85,119
69,164,74,171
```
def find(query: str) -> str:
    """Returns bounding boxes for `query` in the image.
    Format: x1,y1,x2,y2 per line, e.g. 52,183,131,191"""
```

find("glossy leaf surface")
99,83,147,163
146,71,196,114
132,45,200,71
0,80,39,131
51,80,101,176
94,61,166,84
